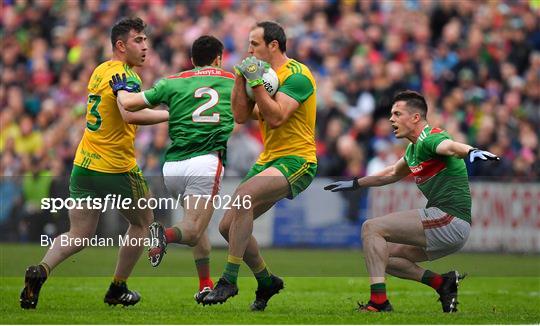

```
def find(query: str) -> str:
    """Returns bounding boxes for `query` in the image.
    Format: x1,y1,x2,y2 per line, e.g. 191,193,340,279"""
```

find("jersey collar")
412,124,430,144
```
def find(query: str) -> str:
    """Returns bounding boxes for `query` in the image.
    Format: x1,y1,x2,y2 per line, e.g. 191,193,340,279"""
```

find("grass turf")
1,244,539,324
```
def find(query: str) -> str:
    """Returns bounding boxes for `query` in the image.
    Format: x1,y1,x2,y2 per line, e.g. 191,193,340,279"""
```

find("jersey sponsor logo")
80,148,102,160
409,158,446,184
90,75,103,90
169,68,235,80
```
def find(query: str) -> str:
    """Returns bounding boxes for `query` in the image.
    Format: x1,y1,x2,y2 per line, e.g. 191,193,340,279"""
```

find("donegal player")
111,35,234,303
325,90,499,312
203,21,317,311
20,17,168,309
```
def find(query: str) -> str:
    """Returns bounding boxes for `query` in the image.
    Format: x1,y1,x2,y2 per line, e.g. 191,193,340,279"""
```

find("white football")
245,67,279,100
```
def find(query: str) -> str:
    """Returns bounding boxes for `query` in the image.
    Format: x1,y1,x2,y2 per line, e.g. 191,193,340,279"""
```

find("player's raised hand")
324,178,360,192
233,65,243,77
234,57,253,76
233,58,247,77
109,73,141,96
468,148,500,163
240,56,268,88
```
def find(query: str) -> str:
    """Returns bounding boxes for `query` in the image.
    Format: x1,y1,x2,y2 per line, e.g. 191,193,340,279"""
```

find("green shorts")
243,155,317,199
69,165,148,200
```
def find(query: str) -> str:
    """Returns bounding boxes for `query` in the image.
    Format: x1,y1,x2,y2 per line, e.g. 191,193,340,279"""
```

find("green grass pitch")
1,244,539,324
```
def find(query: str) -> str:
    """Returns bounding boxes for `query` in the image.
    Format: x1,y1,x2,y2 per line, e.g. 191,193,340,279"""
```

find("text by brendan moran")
40,235,158,248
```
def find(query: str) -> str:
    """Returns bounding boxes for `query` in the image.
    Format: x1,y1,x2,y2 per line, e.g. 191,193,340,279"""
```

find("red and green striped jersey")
404,125,471,223
142,67,235,164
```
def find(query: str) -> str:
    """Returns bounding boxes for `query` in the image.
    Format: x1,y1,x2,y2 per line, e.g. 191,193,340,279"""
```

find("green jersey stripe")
290,61,302,74
286,64,295,74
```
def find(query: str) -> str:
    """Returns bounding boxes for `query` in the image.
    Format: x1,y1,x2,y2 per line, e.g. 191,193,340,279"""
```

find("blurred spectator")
15,115,44,156
366,140,398,176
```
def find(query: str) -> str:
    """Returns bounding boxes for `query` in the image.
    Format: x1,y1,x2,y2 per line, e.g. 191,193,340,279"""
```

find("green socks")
222,255,242,284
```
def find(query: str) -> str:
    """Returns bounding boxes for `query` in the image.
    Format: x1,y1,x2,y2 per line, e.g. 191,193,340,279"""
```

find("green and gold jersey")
143,67,235,164
257,59,317,165
74,61,141,173
404,125,472,223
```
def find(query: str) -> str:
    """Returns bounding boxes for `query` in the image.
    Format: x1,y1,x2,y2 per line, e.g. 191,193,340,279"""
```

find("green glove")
233,57,252,78
236,56,269,88
233,64,243,77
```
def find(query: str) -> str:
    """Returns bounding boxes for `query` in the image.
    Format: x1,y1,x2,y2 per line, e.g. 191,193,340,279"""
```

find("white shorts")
162,153,224,204
419,207,471,260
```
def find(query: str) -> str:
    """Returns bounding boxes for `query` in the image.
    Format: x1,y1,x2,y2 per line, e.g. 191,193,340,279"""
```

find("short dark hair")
191,35,224,67
111,17,146,48
255,21,286,52
392,90,428,119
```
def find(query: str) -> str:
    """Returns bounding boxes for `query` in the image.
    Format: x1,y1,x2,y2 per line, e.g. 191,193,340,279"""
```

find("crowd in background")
1,0,539,239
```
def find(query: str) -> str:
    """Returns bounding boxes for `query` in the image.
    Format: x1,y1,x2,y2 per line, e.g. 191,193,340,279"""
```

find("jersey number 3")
87,94,102,131
192,87,219,123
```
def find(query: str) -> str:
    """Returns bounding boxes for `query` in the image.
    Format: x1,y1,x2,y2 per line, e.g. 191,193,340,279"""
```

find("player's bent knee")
361,220,375,236
234,186,263,208
361,219,385,238
218,221,230,241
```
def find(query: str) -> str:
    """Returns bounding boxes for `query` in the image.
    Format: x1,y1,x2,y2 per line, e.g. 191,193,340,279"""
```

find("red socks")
195,258,213,291
421,270,443,290
370,283,387,304
164,227,181,243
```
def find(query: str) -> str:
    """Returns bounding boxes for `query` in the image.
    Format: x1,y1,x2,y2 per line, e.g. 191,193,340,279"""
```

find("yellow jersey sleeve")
73,61,142,173
256,59,317,164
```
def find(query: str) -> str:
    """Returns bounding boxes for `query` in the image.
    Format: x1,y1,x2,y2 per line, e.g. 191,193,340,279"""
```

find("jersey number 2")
86,94,102,131
192,87,219,123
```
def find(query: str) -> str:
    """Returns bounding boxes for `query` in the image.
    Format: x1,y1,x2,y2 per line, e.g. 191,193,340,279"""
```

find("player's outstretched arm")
109,73,148,112
435,139,500,163
115,90,168,125
118,106,169,125
324,158,411,192
116,90,150,112
109,73,168,125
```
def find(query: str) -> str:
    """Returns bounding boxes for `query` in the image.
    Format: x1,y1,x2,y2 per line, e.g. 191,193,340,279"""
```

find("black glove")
109,73,141,96
324,178,360,192
468,148,500,163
